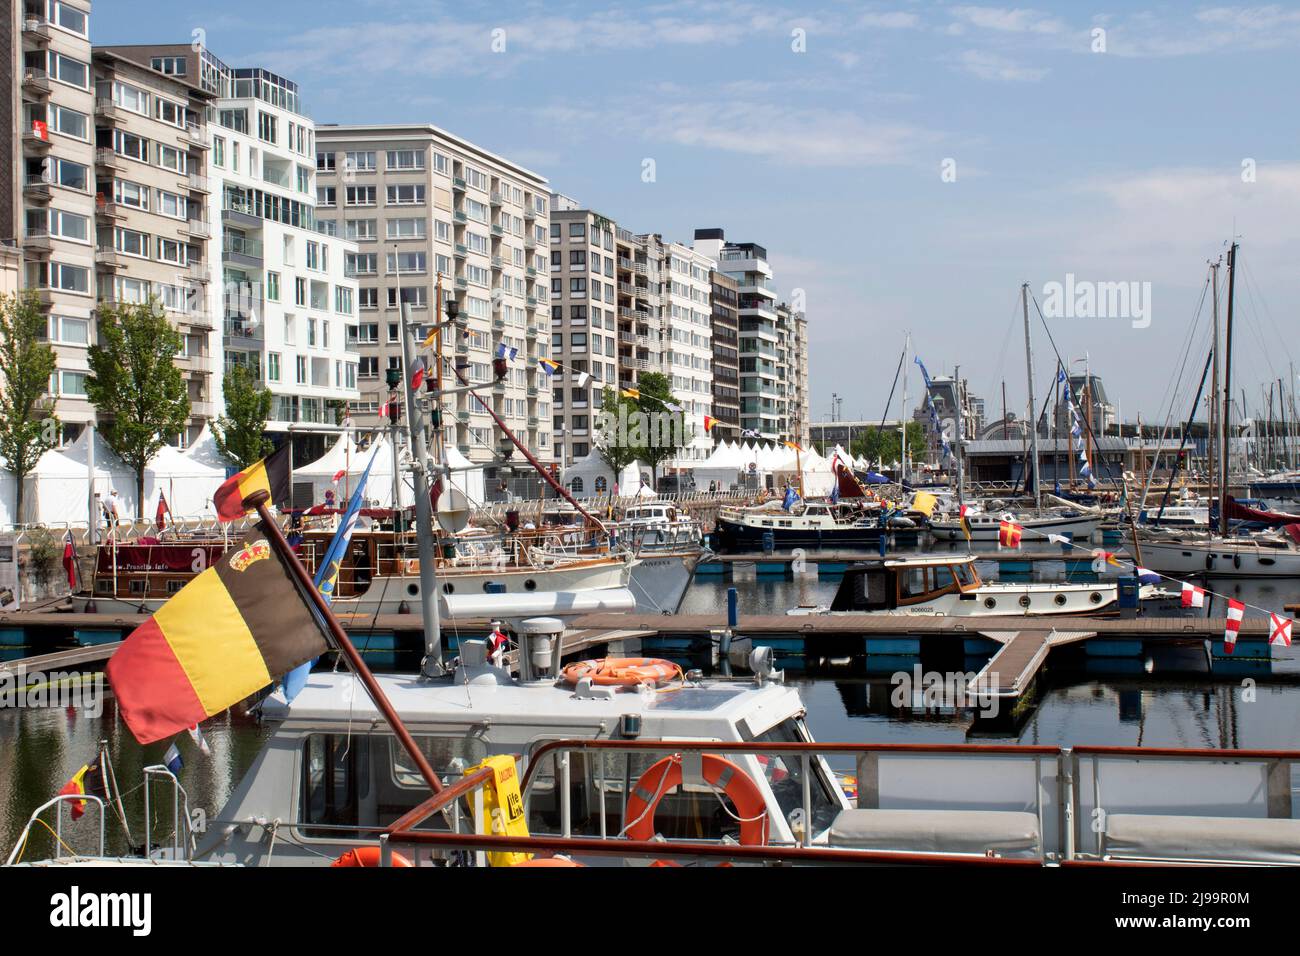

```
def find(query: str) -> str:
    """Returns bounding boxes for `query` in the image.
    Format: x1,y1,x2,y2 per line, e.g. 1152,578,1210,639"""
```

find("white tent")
37,429,137,524
560,451,646,497
693,440,747,490
145,442,229,519
291,433,485,511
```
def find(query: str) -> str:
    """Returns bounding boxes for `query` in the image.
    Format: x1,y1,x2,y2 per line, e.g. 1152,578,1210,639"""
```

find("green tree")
852,421,927,468
213,363,272,469
595,385,641,481
0,292,58,523
632,372,692,484
86,300,190,519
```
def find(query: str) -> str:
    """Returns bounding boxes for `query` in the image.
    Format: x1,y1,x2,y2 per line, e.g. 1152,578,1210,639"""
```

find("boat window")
899,567,931,598
298,733,486,840
525,747,757,844
753,718,841,836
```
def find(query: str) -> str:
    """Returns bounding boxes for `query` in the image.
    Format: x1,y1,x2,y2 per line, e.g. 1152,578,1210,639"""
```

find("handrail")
4,794,106,865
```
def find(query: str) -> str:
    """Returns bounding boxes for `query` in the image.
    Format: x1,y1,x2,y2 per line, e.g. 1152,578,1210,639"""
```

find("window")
359,356,379,378
465,198,488,223
45,104,87,141
115,227,149,258
345,218,376,241
257,111,278,144
296,356,308,384
155,98,186,128
37,262,89,293
464,166,488,190
386,183,425,205
345,185,376,206
267,272,280,302
268,352,281,382
157,237,185,265
41,208,88,242
387,287,427,308
113,179,147,209
51,53,89,89
151,56,187,76
156,189,186,219
356,323,379,344
47,315,89,345
295,277,308,306
335,287,354,314
218,108,248,133
111,130,148,162
569,222,586,238
317,186,336,207
345,252,377,276
157,144,186,173
386,150,424,171
50,2,88,36
386,252,426,275
387,217,426,239
432,152,449,174
346,151,376,172
316,151,335,172
359,288,378,310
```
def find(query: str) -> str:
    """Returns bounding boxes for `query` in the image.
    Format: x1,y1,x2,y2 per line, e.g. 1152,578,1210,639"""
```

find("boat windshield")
752,718,841,837
933,562,976,589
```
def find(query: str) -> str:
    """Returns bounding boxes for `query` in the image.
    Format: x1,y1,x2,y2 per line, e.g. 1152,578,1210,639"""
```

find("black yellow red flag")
213,444,291,522
105,531,329,744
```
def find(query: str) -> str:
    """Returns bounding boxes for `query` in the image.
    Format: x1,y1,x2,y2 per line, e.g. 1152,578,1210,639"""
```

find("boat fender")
330,845,414,868
624,753,768,864
1206,554,1215,571
1234,553,1242,570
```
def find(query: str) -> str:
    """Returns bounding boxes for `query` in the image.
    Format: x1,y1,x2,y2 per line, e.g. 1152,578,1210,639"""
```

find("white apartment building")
315,124,553,480
15,1,98,438
662,241,715,464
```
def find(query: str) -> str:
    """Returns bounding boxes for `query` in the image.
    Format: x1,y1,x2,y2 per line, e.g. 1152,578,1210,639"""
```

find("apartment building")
13,0,97,438
91,46,215,442
789,306,810,448
661,241,714,464
707,270,739,442
692,229,784,442
315,124,552,474
98,45,362,459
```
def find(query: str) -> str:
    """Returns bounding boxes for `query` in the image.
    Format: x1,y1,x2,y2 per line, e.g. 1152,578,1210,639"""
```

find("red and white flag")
332,469,346,484
61,531,78,591
378,399,390,419
1269,613,1293,647
1180,582,1205,608
1224,599,1245,654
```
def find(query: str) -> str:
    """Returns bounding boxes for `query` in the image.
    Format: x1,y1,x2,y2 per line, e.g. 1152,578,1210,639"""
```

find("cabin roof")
263,671,804,736
845,553,977,570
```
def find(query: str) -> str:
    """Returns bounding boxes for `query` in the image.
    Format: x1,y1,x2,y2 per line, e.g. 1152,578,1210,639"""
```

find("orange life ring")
330,845,414,868
511,857,585,867
561,657,681,687
624,753,768,865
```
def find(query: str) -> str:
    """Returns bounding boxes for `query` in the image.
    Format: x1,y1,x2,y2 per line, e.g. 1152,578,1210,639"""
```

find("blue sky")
92,1,1300,429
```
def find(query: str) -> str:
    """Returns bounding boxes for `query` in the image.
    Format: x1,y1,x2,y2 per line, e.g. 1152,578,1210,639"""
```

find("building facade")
708,269,739,442
315,124,552,474
15,0,97,438
91,45,215,443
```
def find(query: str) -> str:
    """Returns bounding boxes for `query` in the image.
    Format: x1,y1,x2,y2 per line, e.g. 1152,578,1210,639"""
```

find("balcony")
188,173,210,194
21,127,51,154
95,248,124,270
490,255,503,270
188,261,209,283
21,67,50,96
490,224,504,238
453,211,467,224
182,124,209,150
95,147,124,171
23,229,52,256
94,98,119,121
452,177,466,192
524,207,536,222
184,217,210,239
454,243,468,258
223,316,263,342
21,17,51,45
223,234,263,264
523,236,537,251
490,191,503,206
525,324,538,339
22,176,51,203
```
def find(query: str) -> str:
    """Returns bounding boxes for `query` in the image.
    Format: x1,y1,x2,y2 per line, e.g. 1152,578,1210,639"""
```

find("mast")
1209,259,1220,513
901,332,910,481
954,364,967,534
1022,282,1041,509
1219,242,1237,536
399,301,444,675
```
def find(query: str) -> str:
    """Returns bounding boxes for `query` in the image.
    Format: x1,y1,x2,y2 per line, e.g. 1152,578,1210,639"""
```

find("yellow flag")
911,491,938,517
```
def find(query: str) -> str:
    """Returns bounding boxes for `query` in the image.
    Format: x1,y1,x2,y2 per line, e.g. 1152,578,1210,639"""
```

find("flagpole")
244,489,445,795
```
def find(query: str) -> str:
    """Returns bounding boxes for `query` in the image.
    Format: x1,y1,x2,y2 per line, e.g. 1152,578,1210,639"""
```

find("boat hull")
789,582,1119,617
929,515,1100,543
1137,538,1300,577
714,517,914,552
626,549,703,614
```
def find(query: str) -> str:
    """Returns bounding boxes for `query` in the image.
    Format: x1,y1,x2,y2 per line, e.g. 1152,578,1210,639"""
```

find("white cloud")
949,6,1067,35
955,49,1049,82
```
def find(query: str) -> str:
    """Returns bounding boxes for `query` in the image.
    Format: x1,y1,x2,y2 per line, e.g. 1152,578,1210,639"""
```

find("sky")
91,0,1300,430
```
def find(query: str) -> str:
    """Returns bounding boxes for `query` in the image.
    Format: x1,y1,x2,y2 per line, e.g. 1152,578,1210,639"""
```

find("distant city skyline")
89,0,1300,427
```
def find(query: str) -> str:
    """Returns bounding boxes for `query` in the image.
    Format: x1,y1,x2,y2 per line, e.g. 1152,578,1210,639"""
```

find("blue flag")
282,445,382,703
164,742,183,774
782,486,799,511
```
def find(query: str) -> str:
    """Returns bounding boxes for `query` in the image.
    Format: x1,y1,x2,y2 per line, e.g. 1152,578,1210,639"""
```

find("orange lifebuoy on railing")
624,753,768,865
561,657,681,687
330,845,414,868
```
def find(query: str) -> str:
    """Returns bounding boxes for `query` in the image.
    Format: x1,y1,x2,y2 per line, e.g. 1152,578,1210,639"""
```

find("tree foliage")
632,372,692,480
851,420,928,468
0,292,58,522
213,364,272,469
86,300,190,519
595,386,641,478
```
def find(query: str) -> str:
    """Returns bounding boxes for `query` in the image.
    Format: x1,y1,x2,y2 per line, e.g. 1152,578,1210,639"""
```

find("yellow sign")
468,754,532,867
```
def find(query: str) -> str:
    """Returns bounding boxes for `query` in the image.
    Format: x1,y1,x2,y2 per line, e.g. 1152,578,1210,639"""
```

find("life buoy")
561,658,681,687
511,857,584,867
330,845,414,868
624,753,768,863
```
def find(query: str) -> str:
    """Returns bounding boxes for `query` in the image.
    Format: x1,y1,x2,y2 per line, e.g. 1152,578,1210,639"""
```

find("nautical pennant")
1181,582,1205,608
998,519,1023,549
1224,599,1245,654
1270,613,1293,647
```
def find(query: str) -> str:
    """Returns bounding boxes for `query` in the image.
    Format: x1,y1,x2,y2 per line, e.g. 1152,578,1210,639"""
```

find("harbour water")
3,559,1300,860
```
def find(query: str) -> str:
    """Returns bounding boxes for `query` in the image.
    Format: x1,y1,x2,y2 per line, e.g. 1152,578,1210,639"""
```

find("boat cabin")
829,556,981,612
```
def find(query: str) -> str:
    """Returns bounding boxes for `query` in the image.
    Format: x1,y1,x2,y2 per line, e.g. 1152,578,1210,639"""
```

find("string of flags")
1058,368,1096,489
914,356,951,462
992,517,1293,653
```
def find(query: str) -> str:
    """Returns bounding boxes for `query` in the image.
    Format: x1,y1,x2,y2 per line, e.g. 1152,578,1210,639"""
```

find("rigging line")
1239,260,1297,373
869,340,907,460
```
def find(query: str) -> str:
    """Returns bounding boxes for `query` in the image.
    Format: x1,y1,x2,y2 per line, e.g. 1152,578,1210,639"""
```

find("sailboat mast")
1209,259,1220,513
901,332,910,481
1219,242,1237,536
1022,282,1042,509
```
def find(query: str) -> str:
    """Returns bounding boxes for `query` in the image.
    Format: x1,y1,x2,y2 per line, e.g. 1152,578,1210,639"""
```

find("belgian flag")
105,531,329,744
58,758,107,820
213,444,292,522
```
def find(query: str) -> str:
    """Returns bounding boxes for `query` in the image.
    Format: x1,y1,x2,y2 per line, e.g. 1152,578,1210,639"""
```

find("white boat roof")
860,554,978,568
262,670,806,740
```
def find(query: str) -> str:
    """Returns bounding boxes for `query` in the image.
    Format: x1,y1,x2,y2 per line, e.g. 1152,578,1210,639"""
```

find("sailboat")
1137,243,1300,577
